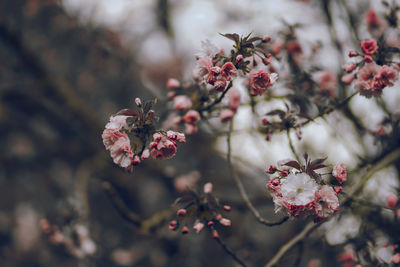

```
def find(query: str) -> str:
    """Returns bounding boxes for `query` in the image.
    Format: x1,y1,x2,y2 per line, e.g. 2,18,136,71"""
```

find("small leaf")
219,33,240,43
310,157,328,167
283,160,301,170
246,37,262,43
116,109,138,116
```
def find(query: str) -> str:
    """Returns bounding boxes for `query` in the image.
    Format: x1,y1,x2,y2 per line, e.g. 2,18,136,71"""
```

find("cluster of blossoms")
342,39,399,98
165,34,278,134
266,157,346,221
102,98,185,171
168,183,231,238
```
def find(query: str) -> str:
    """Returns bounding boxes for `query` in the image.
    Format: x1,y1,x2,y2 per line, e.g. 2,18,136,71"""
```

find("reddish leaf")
116,109,138,117
283,160,301,170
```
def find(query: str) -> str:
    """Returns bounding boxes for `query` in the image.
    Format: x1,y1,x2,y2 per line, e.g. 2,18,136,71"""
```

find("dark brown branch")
199,81,233,112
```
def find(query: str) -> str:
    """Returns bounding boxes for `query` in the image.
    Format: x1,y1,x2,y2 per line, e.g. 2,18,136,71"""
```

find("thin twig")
199,82,233,112
264,222,321,267
227,120,289,226
287,129,301,163
213,233,247,267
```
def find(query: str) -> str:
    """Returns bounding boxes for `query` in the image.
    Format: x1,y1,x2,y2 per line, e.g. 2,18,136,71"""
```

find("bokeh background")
0,0,399,266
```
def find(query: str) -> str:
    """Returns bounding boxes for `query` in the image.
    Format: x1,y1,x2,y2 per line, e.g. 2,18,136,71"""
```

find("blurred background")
0,0,399,266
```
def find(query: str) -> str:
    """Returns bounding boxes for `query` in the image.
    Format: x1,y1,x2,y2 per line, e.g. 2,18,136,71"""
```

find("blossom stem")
212,231,247,267
287,129,301,163
227,120,289,226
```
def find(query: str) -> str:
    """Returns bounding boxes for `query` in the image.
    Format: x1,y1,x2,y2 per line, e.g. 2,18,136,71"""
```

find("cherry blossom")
248,69,277,96
360,39,378,55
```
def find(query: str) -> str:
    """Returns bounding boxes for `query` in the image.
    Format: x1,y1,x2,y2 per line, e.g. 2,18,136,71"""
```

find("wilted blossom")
173,95,192,111
149,131,185,160
314,185,339,220
360,39,378,55
248,69,278,96
332,163,346,183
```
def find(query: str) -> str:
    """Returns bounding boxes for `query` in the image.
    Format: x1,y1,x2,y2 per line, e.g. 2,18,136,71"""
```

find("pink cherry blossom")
228,88,241,111
193,56,213,80
173,95,192,111
360,39,378,55
150,133,179,160
332,163,346,183
105,115,129,131
219,109,235,123
281,173,318,206
314,185,339,220
248,69,277,96
355,63,383,97
220,62,238,81
378,65,398,88
109,134,134,170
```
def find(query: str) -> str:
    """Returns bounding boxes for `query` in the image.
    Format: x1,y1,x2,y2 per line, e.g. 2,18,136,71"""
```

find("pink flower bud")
212,230,219,238
215,214,223,220
223,205,231,211
235,55,243,63
132,155,141,165
181,226,189,234
204,182,213,194
219,218,231,227
267,165,277,174
334,186,343,194
332,163,346,183
360,39,378,55
363,55,373,63
207,221,214,226
135,98,142,106
166,78,180,89
169,220,177,227
262,118,269,125
228,88,241,111
177,209,187,216
348,50,358,57
263,35,271,42
386,193,398,209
